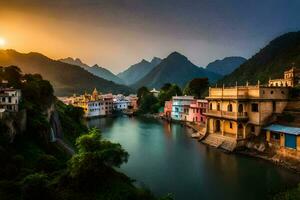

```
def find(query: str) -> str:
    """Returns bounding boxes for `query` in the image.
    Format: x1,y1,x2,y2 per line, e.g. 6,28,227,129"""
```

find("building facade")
163,100,172,119
0,88,21,112
187,99,208,124
205,85,289,140
113,94,130,110
171,96,195,121
269,67,300,87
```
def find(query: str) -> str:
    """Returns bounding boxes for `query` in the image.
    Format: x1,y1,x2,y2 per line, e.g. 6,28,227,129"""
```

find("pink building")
187,99,208,124
163,100,172,118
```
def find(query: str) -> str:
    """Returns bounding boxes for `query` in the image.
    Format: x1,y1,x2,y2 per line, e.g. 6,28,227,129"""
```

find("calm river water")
87,116,300,200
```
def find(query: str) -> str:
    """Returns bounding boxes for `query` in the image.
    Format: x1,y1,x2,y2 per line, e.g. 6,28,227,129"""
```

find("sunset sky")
0,0,299,73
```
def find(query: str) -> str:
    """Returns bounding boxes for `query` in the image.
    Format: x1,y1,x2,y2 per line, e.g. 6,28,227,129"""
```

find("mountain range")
117,57,162,85
132,52,222,89
0,50,133,96
59,57,124,84
206,56,246,76
219,31,300,85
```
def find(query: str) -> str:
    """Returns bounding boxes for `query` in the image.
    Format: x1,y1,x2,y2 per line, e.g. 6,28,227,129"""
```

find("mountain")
206,56,246,76
219,31,300,86
132,52,222,89
0,50,133,96
59,57,124,84
117,57,162,85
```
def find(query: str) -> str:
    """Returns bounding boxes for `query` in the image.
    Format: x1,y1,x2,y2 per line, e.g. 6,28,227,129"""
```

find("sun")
0,38,6,47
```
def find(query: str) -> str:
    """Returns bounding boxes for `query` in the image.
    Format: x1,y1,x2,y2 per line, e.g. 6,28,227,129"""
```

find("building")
0,88,21,112
69,88,113,118
113,94,130,111
265,124,300,151
269,67,300,87
205,84,289,141
187,99,208,124
150,88,160,97
163,100,172,119
171,96,195,121
127,95,138,110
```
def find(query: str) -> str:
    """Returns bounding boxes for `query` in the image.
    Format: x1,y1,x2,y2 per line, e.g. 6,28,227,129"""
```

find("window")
209,103,212,110
272,101,276,112
217,103,220,111
229,122,232,129
251,103,258,112
281,91,285,94
270,90,274,94
251,126,255,133
227,104,233,112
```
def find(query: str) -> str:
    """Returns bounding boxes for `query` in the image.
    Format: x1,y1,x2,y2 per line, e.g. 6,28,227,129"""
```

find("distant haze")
0,0,299,73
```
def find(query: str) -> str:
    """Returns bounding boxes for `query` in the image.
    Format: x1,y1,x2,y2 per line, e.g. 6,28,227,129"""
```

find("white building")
113,94,130,110
171,96,195,121
69,88,113,118
0,88,21,112
150,88,160,97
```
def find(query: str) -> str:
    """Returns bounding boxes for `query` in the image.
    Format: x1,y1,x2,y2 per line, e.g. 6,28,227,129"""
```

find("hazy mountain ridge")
59,57,124,84
0,49,133,95
206,56,246,76
219,31,300,85
132,52,222,89
117,57,162,85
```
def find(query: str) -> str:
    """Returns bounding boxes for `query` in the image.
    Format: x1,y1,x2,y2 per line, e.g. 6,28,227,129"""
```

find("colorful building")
205,84,289,141
265,124,300,151
171,96,194,121
187,99,208,124
163,100,172,119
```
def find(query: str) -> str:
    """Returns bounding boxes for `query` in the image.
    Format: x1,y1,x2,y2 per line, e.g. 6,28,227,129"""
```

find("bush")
36,154,60,173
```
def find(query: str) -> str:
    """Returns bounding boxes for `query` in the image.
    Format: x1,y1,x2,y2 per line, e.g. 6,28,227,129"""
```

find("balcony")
204,110,248,120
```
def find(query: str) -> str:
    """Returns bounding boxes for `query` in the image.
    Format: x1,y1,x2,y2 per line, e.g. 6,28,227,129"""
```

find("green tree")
158,84,182,106
183,78,208,98
138,93,159,114
2,66,22,88
68,128,129,180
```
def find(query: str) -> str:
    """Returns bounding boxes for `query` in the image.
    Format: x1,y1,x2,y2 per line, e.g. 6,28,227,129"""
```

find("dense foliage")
219,31,300,86
0,67,167,200
183,78,208,98
137,84,183,114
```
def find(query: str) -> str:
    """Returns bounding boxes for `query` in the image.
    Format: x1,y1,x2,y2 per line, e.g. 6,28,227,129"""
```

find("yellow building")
269,67,300,87
205,84,289,144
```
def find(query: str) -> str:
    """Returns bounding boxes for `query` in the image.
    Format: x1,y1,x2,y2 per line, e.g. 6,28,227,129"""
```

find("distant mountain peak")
167,51,187,61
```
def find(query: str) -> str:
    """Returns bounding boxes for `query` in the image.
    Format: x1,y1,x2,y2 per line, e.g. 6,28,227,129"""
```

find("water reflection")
87,116,300,200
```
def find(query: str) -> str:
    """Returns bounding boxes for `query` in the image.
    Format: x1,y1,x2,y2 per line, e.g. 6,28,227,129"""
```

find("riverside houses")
163,100,172,119
171,96,195,121
113,94,130,111
69,88,113,118
205,83,289,144
187,99,208,124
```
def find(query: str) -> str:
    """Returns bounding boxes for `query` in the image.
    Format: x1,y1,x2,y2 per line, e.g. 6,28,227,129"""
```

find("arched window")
238,104,243,113
227,104,233,112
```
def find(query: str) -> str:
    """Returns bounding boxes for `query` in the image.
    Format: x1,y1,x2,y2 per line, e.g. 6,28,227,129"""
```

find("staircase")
202,133,237,152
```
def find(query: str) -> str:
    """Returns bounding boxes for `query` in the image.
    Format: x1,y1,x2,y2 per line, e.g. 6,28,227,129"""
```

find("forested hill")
0,50,133,96
219,31,300,86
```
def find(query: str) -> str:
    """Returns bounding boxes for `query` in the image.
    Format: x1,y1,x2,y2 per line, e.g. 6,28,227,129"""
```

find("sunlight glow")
0,38,6,47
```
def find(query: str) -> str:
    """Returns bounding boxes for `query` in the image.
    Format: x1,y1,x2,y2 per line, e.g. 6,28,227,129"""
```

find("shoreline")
143,113,300,174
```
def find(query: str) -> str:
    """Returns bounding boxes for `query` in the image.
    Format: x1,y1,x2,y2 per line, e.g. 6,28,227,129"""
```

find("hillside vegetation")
219,31,300,85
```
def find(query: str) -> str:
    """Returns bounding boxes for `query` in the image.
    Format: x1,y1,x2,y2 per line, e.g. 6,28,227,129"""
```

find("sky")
0,0,300,74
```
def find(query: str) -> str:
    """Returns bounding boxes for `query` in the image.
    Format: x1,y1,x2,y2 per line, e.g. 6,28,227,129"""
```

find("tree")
2,66,22,88
138,93,159,114
183,78,208,98
158,84,182,106
68,128,129,180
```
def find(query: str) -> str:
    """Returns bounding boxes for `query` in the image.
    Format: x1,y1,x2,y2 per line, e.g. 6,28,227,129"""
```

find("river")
87,116,300,200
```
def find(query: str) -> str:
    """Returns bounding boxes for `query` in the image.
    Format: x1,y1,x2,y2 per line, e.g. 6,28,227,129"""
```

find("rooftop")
264,124,300,135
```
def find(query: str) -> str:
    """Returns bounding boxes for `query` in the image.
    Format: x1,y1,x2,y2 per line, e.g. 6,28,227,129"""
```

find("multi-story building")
70,88,113,118
127,95,138,110
205,84,289,140
113,94,130,110
171,96,194,121
0,88,21,112
269,67,300,87
187,99,208,124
